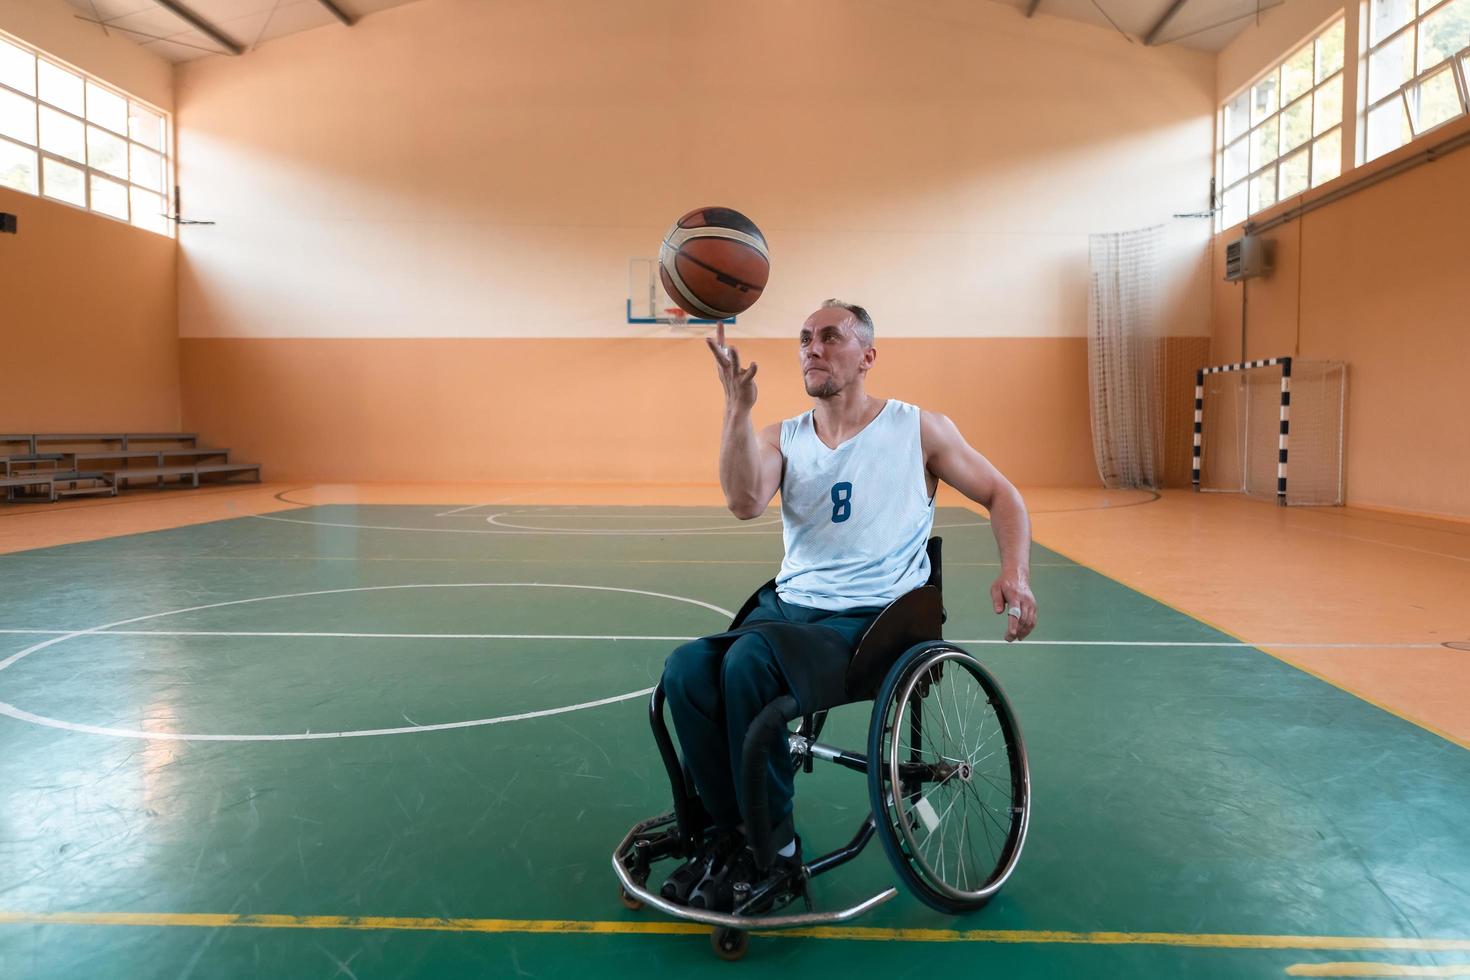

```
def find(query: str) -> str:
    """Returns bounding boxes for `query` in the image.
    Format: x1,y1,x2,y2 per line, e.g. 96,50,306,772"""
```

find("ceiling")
988,0,1281,51
61,0,1271,64
59,0,425,61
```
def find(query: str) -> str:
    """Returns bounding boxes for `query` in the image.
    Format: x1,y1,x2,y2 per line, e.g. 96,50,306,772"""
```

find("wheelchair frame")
610,538,1032,955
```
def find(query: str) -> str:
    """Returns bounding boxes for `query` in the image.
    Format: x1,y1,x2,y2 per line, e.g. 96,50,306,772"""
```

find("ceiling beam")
1143,0,1191,45
313,0,357,27
150,0,243,55
1024,0,1043,17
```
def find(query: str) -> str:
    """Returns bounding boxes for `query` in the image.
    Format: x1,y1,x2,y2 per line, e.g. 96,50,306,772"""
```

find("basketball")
658,207,770,320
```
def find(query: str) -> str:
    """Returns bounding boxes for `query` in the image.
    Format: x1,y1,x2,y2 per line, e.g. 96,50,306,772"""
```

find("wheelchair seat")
724,536,947,712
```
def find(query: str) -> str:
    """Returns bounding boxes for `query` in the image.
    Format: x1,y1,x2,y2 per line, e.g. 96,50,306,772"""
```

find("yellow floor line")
2,912,1469,951
1286,964,1470,977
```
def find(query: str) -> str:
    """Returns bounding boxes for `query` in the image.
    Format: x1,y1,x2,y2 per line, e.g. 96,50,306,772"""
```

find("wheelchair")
612,538,1032,960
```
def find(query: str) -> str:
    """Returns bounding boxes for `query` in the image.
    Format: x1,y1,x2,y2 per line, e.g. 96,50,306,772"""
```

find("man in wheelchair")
657,299,1037,913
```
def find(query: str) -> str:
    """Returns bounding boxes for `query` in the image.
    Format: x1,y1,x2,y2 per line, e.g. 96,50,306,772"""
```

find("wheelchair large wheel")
866,642,1030,913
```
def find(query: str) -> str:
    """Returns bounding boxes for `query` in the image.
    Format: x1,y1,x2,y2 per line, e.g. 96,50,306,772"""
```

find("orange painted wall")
0,185,180,432
1209,117,1470,518
178,337,1099,485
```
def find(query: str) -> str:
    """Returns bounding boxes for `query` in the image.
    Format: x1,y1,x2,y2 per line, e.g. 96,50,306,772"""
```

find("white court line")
248,512,989,536
0,688,658,742
0,628,1448,649
0,583,734,742
1224,511,1470,565
431,488,558,518
485,512,785,534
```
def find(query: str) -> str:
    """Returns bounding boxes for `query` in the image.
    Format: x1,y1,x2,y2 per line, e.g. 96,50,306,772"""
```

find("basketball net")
663,306,690,330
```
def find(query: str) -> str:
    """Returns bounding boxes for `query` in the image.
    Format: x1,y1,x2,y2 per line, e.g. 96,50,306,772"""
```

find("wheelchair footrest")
612,816,898,930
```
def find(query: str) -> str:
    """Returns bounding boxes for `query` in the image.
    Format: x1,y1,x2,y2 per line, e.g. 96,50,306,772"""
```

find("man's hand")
991,573,1037,642
706,322,758,414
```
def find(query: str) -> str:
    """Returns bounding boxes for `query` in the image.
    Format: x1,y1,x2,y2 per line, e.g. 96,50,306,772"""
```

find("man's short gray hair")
820,299,875,348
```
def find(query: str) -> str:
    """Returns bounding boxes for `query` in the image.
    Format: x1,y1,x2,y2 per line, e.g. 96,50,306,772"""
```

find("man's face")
798,308,873,399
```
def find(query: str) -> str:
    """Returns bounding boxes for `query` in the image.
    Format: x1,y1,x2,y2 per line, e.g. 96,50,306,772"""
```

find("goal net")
1193,357,1347,506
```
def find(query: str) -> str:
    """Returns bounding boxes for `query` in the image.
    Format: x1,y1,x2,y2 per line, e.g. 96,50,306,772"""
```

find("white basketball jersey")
775,399,935,611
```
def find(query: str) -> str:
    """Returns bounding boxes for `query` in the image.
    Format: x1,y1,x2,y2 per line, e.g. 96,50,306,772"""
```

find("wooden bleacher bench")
1,453,67,476
0,434,258,502
71,448,230,465
0,433,199,454
112,462,261,488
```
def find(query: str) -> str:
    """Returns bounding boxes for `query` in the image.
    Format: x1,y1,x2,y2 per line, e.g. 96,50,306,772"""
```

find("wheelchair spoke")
880,646,1029,904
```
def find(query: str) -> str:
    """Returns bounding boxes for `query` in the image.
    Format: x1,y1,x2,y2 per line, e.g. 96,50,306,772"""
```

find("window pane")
1282,45,1315,103
1366,98,1411,159
130,143,164,193
87,124,128,179
1419,0,1470,68
130,186,166,234
1314,75,1343,135
37,60,83,116
1421,0,1448,12
0,136,38,193
1368,30,1415,103
1279,147,1310,197
1249,167,1278,214
1371,0,1416,44
1224,136,1250,184
1250,117,1280,170
1281,96,1312,152
1252,71,1280,125
1370,0,1417,45
1224,91,1251,142
90,173,128,219
0,36,36,96
1222,181,1247,229
1404,64,1465,132
38,105,84,163
85,80,127,135
128,102,164,151
1312,129,1342,185
0,86,36,145
41,156,84,205
1316,19,1345,80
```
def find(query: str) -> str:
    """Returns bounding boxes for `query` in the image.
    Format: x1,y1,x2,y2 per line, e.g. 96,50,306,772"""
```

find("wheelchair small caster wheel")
618,885,644,911
711,926,749,961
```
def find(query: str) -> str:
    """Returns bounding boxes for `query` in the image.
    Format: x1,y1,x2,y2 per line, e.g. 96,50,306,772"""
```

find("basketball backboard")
626,257,735,327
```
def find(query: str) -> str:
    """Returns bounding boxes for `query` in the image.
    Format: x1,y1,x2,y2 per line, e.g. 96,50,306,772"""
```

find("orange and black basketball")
658,207,770,320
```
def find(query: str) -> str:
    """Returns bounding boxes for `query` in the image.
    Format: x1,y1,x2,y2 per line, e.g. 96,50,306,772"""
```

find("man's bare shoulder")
918,409,963,456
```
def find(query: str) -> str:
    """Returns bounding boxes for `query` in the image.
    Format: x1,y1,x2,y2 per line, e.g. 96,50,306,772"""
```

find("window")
1217,18,1346,229
0,30,171,236
1363,0,1470,161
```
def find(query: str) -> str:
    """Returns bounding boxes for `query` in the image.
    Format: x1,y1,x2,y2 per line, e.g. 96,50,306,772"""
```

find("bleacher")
0,433,261,502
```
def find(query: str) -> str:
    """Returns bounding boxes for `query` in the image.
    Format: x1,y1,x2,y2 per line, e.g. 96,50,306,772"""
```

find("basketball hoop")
663,306,690,329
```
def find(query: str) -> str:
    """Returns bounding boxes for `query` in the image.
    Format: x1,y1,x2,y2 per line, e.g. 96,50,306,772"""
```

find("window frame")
1361,0,1470,162
0,29,173,237
1216,17,1348,231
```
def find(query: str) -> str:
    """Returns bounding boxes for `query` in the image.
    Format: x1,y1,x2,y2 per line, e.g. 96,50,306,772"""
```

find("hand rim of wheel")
885,647,1031,904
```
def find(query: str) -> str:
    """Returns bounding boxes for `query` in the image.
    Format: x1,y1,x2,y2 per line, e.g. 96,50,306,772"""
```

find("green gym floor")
1,501,1468,978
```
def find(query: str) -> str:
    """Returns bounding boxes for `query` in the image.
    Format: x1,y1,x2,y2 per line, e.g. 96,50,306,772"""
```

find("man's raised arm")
707,323,783,520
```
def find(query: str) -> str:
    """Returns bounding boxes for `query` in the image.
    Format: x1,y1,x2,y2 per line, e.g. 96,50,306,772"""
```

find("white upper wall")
175,0,1217,339
0,0,173,110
